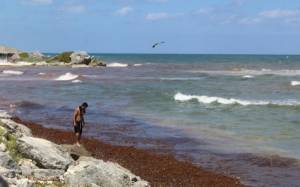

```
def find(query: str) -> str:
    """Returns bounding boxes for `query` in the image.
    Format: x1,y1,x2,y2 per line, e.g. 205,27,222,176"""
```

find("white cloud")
194,8,214,15
259,9,300,19
146,12,170,20
237,9,300,24
24,0,53,5
115,6,133,16
62,4,86,14
146,12,183,21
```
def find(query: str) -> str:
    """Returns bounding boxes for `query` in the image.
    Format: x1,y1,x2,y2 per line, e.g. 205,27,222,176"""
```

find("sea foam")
242,75,254,79
107,63,128,67
174,93,300,106
2,70,24,75
291,81,300,86
72,79,82,83
55,72,79,81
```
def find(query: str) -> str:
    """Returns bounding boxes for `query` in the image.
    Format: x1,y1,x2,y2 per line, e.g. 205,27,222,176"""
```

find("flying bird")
152,41,165,48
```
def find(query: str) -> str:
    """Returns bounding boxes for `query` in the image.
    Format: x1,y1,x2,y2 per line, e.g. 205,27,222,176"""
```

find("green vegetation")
19,52,29,59
0,126,5,138
19,52,42,62
0,121,23,162
6,133,23,162
47,51,73,63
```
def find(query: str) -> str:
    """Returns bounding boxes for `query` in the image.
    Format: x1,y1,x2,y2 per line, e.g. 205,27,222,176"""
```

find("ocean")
0,54,300,186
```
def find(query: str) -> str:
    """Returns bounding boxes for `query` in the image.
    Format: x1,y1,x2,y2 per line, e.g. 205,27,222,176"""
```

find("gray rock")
0,167,17,178
0,151,19,170
0,143,6,152
19,159,38,177
16,178,34,187
70,51,91,65
0,111,11,119
16,136,72,170
61,144,91,161
64,156,149,187
32,169,64,181
0,119,32,137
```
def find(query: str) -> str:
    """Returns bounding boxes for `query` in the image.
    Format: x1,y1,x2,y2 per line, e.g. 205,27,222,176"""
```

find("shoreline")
12,116,244,187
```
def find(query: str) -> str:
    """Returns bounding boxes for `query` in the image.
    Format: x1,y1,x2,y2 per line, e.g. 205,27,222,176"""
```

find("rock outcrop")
70,51,92,65
16,136,73,170
0,119,32,137
0,110,149,186
64,156,149,187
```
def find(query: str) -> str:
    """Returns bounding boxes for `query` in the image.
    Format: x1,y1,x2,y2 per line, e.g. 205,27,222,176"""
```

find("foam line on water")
2,70,24,75
174,93,300,106
55,72,79,81
107,62,128,67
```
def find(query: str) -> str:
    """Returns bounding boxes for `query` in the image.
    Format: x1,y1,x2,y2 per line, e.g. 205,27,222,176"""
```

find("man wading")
73,102,88,146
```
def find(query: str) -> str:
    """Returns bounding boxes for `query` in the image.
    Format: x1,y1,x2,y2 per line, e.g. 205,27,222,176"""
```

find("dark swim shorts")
74,121,83,134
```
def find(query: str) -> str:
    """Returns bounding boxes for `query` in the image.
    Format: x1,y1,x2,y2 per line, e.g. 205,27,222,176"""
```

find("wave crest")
55,72,79,81
174,93,300,106
107,63,128,67
2,70,24,75
291,81,300,86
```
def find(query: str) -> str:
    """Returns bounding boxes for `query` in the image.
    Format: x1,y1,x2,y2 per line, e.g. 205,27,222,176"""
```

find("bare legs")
75,132,81,146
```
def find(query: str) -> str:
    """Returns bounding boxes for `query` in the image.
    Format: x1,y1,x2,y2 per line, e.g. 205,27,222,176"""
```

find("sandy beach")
12,117,244,187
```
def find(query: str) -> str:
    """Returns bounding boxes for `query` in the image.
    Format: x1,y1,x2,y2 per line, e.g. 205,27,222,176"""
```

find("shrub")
52,51,73,63
6,133,23,162
19,52,29,59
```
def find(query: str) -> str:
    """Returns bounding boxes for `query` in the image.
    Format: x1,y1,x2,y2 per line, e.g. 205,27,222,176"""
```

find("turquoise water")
1,54,300,186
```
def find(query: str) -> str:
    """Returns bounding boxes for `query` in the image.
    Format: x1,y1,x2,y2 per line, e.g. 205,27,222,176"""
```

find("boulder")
0,151,19,170
61,144,91,161
64,156,149,187
0,167,17,178
0,111,11,119
16,178,34,187
16,137,72,170
0,119,32,137
19,159,38,177
89,58,106,67
32,169,64,181
70,51,92,65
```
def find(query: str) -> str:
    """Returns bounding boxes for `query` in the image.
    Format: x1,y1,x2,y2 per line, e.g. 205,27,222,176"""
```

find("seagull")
152,41,165,48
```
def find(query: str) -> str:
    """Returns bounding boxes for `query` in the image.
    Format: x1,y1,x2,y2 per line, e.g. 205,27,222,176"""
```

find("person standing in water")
73,102,88,146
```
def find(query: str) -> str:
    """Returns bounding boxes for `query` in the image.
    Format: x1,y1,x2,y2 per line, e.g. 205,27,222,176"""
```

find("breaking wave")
72,79,82,83
55,72,79,81
174,93,300,106
190,69,300,77
242,75,254,79
107,63,128,67
291,81,300,86
2,70,24,75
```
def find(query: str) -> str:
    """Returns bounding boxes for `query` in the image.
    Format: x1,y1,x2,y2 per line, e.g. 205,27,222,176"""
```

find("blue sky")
0,0,300,54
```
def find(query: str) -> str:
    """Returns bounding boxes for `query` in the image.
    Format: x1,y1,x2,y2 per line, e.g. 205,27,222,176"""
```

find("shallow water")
1,54,300,186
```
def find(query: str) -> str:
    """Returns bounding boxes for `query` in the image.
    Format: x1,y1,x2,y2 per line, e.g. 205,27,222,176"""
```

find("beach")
0,54,300,186
12,117,243,187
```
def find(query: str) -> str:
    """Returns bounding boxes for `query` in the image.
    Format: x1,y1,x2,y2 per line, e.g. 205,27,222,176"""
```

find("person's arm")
73,108,79,127
82,116,85,127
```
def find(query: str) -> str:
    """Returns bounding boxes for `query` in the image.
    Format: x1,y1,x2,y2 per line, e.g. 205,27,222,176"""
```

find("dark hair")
81,102,88,108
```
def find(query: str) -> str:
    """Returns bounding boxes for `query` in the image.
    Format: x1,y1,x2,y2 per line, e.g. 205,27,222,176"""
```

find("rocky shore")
0,45,106,67
0,110,149,187
0,111,245,187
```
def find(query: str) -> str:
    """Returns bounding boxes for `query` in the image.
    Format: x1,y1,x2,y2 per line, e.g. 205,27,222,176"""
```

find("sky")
0,0,300,54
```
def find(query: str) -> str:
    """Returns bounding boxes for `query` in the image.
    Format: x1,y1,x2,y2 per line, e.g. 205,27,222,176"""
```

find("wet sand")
12,117,244,187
